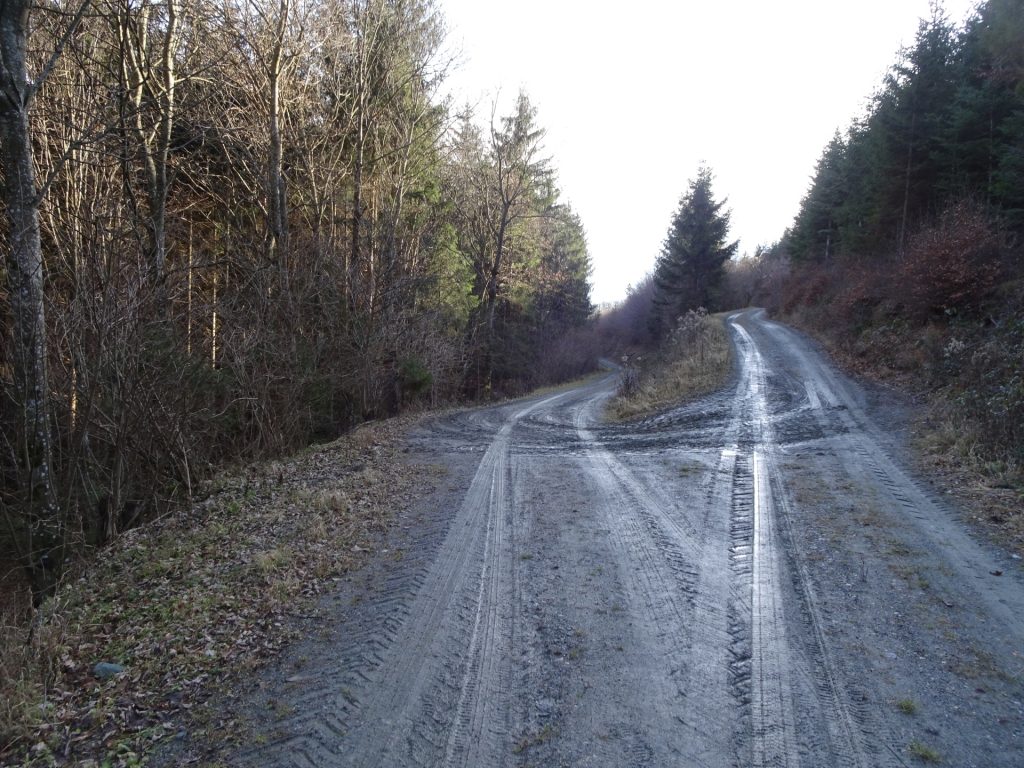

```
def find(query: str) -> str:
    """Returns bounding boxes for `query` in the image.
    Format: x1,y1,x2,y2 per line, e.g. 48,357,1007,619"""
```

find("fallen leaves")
1,415,431,767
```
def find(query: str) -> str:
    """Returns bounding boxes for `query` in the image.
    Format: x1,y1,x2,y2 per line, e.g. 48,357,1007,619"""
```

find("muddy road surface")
229,309,1024,767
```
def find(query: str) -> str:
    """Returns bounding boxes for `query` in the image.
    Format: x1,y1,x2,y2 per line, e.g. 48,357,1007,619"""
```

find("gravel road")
229,309,1024,767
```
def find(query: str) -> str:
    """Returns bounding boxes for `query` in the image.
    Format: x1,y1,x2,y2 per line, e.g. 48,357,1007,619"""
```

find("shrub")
898,201,1001,319
607,310,731,421
398,358,433,401
953,315,1024,464
781,265,830,316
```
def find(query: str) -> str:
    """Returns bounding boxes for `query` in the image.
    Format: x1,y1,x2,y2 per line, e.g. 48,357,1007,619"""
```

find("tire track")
750,448,800,767
730,321,802,768
731,316,873,768
575,393,735,765
439,446,517,767
235,392,570,768
757,309,1024,683
231,509,448,766
205,308,1022,768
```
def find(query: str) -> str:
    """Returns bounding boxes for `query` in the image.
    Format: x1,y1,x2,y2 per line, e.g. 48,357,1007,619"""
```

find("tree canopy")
651,167,737,335
785,0,1024,262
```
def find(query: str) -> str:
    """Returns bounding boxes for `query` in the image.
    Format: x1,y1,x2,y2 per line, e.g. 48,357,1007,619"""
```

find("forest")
3,0,1023,625
0,0,596,601
2,0,1024,763
752,0,1024,473
696,0,1022,482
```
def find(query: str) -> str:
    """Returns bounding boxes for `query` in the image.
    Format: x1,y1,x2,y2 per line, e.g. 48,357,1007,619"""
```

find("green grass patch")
909,739,942,762
896,698,918,714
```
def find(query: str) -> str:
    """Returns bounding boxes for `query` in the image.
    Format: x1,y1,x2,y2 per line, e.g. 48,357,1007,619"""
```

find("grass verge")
0,415,431,767
912,399,1024,550
605,310,733,422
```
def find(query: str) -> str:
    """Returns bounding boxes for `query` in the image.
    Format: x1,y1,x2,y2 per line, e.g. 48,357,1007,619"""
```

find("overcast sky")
436,0,980,306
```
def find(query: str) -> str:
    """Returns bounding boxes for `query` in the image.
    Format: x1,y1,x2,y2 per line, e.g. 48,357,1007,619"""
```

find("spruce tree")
652,167,737,336
789,132,849,262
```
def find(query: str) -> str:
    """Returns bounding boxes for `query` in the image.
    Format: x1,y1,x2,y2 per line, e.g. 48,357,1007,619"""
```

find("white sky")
436,0,980,306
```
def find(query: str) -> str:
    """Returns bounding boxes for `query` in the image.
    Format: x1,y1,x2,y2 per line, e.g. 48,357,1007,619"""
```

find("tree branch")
27,0,92,107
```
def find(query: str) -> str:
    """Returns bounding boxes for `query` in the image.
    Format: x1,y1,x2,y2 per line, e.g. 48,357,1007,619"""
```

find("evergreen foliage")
651,167,737,335
786,0,1024,261
754,0,1024,473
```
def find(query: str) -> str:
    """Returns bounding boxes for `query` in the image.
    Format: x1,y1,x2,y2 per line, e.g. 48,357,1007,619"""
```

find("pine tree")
652,167,737,336
789,131,849,262
533,205,593,330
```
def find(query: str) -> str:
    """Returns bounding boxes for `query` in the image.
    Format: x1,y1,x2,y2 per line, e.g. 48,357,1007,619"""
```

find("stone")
93,662,125,679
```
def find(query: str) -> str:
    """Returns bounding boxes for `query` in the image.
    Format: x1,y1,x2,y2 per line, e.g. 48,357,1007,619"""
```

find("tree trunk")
152,0,178,293
0,0,62,600
268,35,287,265
119,0,179,301
482,201,512,393
898,112,916,258
351,83,365,302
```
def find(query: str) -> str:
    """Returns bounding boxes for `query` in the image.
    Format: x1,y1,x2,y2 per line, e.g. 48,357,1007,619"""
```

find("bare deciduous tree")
0,0,91,599
115,0,181,295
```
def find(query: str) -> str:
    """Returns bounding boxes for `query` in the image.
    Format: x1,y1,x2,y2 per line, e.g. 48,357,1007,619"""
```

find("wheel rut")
731,317,877,768
219,309,1023,768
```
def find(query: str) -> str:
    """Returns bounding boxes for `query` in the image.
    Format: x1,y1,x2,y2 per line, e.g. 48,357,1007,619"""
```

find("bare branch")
27,0,92,106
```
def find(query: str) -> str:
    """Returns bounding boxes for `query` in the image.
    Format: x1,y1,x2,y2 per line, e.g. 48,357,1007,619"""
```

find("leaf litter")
1,415,432,767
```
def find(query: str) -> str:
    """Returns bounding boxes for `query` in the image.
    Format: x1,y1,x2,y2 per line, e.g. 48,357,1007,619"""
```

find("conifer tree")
789,132,849,261
652,167,737,336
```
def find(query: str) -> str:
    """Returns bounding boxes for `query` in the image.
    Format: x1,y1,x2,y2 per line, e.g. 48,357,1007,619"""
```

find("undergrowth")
777,224,1024,546
0,417,428,766
606,309,732,421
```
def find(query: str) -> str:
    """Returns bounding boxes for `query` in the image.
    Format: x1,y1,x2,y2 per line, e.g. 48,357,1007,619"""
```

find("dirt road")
229,309,1024,767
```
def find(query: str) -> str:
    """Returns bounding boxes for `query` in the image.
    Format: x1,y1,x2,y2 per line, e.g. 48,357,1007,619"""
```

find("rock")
536,697,555,717
93,661,125,679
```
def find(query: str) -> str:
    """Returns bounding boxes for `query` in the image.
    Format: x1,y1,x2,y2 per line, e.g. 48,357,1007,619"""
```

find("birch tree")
0,0,91,599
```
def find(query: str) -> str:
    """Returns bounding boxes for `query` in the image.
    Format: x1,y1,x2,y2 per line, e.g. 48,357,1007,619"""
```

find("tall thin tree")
0,0,91,599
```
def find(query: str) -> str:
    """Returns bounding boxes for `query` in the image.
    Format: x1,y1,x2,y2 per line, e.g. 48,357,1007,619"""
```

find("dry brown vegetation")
0,416,431,766
913,403,1024,553
606,310,732,422
745,208,1024,552
0,0,596,611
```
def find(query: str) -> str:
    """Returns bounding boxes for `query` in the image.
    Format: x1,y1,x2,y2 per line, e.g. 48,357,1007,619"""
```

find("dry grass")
0,415,432,767
0,619,51,757
605,313,732,421
912,403,1024,554
0,562,46,755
